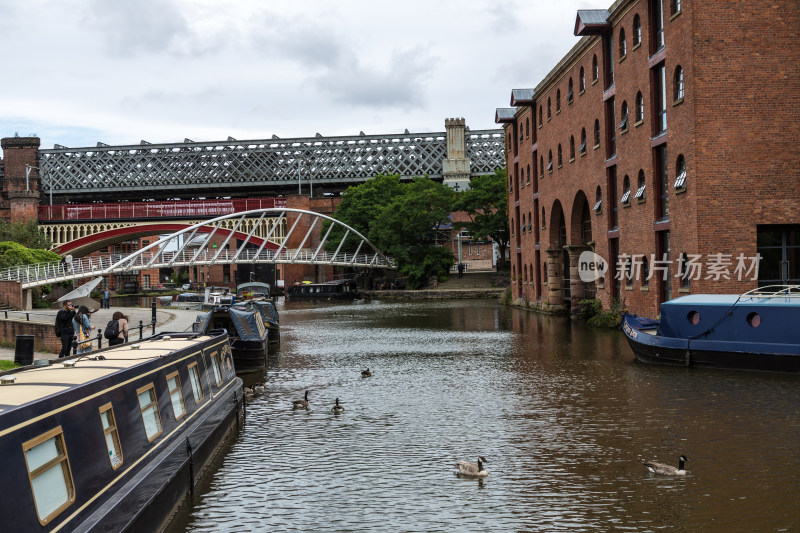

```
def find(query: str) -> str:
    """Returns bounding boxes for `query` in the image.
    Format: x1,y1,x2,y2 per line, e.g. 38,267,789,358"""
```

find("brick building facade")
497,0,800,317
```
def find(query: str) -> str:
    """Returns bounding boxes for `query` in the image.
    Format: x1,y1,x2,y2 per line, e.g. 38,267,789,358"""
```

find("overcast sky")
1,0,593,149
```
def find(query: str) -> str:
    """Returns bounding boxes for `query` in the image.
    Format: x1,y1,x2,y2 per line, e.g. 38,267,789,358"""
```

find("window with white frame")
137,384,163,442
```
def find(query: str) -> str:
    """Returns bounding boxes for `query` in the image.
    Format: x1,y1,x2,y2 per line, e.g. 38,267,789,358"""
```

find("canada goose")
331,398,345,414
642,455,689,476
292,390,309,409
361,369,372,378
455,456,488,477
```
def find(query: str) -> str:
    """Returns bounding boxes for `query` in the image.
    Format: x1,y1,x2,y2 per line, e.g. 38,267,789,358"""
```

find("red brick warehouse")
496,0,800,317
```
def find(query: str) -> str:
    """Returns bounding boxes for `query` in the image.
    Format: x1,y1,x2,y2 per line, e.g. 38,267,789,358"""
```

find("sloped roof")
510,88,535,106
495,108,517,123
574,9,611,35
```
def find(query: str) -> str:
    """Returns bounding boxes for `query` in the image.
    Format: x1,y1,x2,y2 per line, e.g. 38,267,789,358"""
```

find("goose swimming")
331,398,345,414
292,390,309,409
642,455,689,476
455,456,488,477
361,369,372,378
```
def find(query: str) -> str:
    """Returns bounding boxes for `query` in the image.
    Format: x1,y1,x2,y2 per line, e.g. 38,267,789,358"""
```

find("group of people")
55,300,130,358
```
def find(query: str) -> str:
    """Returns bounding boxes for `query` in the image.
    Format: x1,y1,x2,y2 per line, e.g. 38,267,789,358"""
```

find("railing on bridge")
38,197,287,221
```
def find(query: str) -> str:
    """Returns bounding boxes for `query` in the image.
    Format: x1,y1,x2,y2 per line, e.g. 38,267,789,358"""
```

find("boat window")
166,371,187,420
99,403,123,470
747,312,761,328
23,426,76,525
137,384,163,442
210,350,223,387
188,362,205,404
687,310,700,325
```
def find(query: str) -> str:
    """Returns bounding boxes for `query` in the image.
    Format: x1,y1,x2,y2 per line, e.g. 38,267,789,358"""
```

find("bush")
576,298,601,319
587,299,627,328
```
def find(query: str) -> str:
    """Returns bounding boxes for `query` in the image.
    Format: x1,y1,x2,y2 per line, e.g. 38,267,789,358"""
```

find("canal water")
168,300,800,532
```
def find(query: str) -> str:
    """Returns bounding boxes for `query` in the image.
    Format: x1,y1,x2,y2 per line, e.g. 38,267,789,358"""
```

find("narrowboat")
235,298,280,345
623,285,800,372
236,281,272,300
0,331,243,532
287,279,359,301
193,306,269,372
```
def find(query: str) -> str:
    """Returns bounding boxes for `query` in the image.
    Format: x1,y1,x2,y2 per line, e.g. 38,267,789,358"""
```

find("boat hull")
623,314,800,373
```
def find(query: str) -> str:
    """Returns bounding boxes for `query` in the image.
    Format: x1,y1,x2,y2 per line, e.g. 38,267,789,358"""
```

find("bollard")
151,319,156,336
72,335,78,356
151,298,157,325
97,331,103,350
139,320,144,339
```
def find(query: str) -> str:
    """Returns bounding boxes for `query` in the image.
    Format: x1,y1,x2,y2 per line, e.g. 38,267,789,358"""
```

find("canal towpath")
0,306,205,362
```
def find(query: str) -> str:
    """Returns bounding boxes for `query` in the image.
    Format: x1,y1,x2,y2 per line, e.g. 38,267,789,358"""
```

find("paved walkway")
0,306,206,362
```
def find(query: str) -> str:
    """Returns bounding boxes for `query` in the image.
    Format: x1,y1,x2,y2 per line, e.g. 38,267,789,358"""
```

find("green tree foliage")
453,168,510,269
329,175,456,289
0,241,61,269
0,220,52,250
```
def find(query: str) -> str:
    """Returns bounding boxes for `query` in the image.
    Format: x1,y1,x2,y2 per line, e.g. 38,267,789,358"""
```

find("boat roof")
0,336,213,413
664,294,800,307
237,282,271,290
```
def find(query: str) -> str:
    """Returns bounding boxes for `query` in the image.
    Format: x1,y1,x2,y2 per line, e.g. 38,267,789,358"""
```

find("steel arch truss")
1,209,394,289
38,130,505,195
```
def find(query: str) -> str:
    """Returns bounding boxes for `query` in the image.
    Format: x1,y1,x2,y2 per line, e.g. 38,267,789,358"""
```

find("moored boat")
623,285,800,372
193,306,269,372
287,279,358,300
0,331,243,532
236,298,280,345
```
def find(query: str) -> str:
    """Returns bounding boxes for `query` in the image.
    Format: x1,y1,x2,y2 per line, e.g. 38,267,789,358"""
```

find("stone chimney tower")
442,118,471,191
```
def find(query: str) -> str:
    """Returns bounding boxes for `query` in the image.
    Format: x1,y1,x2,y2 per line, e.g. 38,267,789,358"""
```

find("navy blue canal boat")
623,286,800,372
235,298,280,345
0,331,243,532
287,279,359,300
193,306,269,372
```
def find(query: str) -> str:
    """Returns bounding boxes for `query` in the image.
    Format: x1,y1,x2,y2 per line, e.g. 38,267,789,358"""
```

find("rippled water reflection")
168,300,800,532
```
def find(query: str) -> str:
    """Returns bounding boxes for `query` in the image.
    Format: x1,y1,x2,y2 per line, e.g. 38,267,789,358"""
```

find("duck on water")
293,390,310,409
642,455,689,476
455,456,488,477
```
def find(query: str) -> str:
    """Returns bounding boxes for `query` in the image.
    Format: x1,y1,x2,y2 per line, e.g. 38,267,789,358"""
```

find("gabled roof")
495,108,517,124
510,88,535,106
574,9,611,36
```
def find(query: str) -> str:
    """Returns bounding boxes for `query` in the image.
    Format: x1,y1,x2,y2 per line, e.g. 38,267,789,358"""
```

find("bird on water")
642,455,689,476
331,398,345,414
361,369,372,378
455,456,488,477
292,390,309,409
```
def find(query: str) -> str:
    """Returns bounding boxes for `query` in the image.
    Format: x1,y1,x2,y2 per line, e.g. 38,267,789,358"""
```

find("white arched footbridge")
1,208,394,289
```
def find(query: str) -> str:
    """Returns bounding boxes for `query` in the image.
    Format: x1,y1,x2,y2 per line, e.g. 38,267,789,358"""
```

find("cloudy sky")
1,0,593,149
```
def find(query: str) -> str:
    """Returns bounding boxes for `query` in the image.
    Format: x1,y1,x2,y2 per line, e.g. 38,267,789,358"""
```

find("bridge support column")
442,118,470,191
22,289,33,311
1,137,41,224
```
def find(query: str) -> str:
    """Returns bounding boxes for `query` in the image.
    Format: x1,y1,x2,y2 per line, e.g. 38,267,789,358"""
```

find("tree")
453,168,510,270
329,175,456,289
371,178,455,288
0,220,52,250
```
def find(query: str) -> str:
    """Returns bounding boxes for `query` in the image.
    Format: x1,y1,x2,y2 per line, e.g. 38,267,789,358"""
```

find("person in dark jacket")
55,300,76,358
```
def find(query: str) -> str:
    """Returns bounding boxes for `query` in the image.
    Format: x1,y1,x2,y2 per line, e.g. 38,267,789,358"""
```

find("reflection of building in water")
496,0,800,317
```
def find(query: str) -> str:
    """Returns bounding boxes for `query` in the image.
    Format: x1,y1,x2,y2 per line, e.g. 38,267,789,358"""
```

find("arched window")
671,0,682,16
633,14,641,46
523,265,528,282
621,175,631,204
528,211,532,231
592,55,599,81
619,27,627,57
579,66,585,91
540,155,544,177
542,207,546,228
634,169,646,200
674,65,684,101
641,256,650,286
557,144,563,167
539,105,543,126
635,91,644,122
568,78,574,102
556,89,561,113
580,128,587,153
521,213,526,233
674,154,687,189
619,101,629,130
569,135,575,160
594,119,600,146
547,150,553,172
525,118,529,138
593,186,602,212
547,97,552,120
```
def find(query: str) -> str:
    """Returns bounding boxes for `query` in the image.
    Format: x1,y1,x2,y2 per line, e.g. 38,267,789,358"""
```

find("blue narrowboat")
287,279,359,300
235,298,280,345
193,306,270,372
623,286,800,372
0,331,243,532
